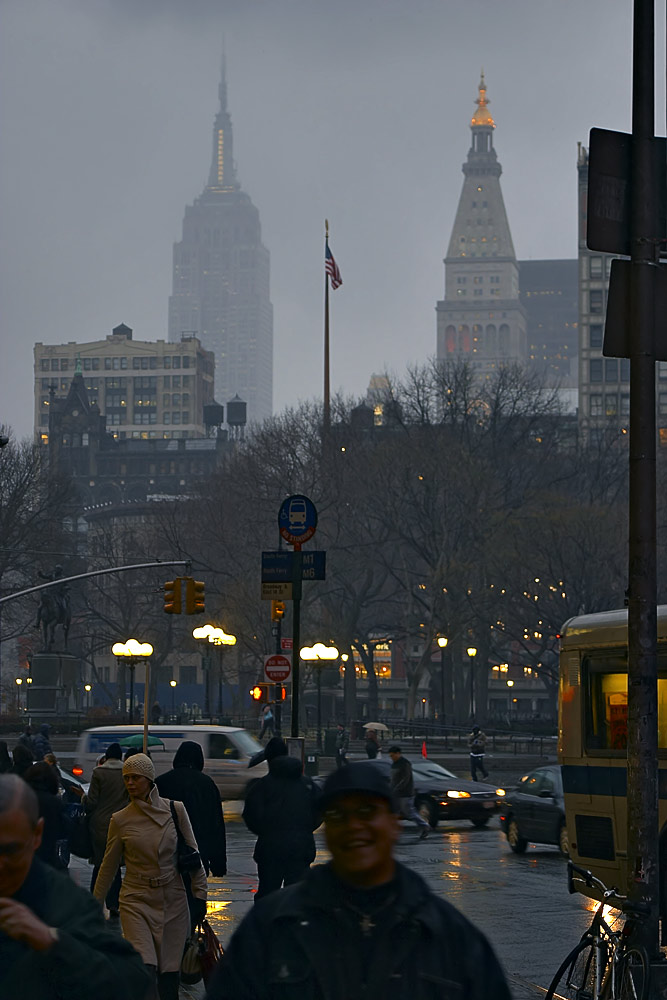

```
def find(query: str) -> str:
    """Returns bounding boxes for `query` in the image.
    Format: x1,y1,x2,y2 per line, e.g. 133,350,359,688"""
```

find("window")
209,734,239,760
621,394,630,416
183,357,190,369
164,412,171,424
141,357,149,369
40,359,49,371
51,359,59,371
83,358,92,370
149,357,157,369
182,411,189,424
604,359,618,382
163,376,171,388
590,394,603,417
164,357,172,369
172,357,181,369
589,290,604,314
172,412,181,425
120,357,127,369
605,395,617,416
171,375,181,388
172,393,181,407
590,359,603,383
659,393,667,416
659,363,667,380
590,256,603,278
182,375,191,387
163,394,170,408
92,358,100,371
133,357,141,369
620,360,630,382
105,358,112,370
589,325,603,349
60,359,69,371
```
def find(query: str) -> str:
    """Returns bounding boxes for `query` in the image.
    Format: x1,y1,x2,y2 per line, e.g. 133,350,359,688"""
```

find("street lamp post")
300,643,339,751
84,683,92,712
193,625,237,721
466,646,477,721
25,676,33,716
421,697,426,719
437,636,448,724
170,679,177,720
112,639,154,728
15,677,23,713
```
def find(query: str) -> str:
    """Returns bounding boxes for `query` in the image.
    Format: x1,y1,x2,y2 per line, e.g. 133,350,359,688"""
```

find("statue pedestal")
29,653,81,717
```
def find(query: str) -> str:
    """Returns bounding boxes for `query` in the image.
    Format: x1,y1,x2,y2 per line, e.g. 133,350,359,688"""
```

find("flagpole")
323,219,331,435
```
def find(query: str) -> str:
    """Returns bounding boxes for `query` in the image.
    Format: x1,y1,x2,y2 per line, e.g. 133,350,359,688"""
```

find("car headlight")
496,788,506,797
447,790,471,799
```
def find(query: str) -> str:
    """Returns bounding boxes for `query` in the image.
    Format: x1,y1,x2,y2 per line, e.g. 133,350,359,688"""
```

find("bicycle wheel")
615,946,650,1000
546,939,600,1000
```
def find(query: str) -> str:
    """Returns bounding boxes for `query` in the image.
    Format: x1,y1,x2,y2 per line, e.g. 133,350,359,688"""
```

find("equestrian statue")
35,564,71,651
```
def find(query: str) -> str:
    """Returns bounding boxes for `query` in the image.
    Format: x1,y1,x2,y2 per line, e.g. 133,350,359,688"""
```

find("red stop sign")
264,654,292,682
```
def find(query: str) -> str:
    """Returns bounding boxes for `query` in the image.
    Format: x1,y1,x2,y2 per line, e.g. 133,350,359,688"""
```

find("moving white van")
72,725,267,799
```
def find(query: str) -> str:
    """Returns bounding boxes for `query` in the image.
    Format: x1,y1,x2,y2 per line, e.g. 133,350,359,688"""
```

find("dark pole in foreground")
128,662,135,725
291,552,303,738
627,0,658,957
323,220,331,435
316,664,322,751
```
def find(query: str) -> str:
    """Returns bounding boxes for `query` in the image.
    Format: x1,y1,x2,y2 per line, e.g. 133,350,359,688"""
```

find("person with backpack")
468,725,489,781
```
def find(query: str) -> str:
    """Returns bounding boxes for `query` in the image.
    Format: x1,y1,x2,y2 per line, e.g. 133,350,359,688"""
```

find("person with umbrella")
365,729,381,759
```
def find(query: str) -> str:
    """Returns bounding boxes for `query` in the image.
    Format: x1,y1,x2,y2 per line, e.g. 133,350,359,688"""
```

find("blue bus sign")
278,495,317,547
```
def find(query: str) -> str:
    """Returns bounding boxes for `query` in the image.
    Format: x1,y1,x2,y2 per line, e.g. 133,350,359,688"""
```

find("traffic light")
271,600,286,621
249,683,271,703
276,685,287,701
185,578,205,615
164,578,182,615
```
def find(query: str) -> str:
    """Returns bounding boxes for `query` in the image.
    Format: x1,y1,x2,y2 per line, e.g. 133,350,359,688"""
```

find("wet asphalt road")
70,802,593,999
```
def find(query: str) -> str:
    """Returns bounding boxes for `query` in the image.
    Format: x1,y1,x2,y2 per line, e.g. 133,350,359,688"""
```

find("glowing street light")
193,625,237,718
466,646,477,721
112,639,153,726
84,682,92,711
170,679,178,719
300,643,339,750
437,636,448,723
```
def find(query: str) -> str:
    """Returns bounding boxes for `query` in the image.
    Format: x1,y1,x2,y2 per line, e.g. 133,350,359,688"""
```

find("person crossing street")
388,746,430,839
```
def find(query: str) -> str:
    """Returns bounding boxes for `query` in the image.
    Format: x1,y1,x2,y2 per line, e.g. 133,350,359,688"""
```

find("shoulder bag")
169,800,202,873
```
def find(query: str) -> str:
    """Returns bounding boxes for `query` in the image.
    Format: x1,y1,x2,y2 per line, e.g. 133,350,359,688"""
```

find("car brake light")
499,814,506,822
72,767,83,777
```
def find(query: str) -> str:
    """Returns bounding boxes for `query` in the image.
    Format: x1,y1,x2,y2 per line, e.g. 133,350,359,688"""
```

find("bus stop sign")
278,494,317,546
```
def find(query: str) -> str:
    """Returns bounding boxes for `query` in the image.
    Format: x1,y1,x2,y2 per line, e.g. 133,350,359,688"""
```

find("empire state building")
169,63,273,423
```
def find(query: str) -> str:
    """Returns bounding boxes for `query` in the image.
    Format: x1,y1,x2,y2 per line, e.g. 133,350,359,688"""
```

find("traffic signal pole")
626,0,659,957
291,551,303,738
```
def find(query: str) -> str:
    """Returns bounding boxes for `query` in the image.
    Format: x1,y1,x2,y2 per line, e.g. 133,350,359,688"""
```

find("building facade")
436,75,527,373
168,63,273,424
34,324,215,443
519,259,578,385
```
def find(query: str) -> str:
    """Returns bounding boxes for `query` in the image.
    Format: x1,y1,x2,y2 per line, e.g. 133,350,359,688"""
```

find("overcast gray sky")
0,0,660,439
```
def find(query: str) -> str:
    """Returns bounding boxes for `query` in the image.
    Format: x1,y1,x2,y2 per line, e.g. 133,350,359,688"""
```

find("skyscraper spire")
207,49,238,192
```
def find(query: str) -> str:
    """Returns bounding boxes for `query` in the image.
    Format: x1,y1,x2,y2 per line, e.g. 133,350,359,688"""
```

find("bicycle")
545,861,650,1000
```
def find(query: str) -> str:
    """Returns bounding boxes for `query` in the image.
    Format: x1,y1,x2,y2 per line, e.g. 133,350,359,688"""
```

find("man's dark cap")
105,742,123,760
248,736,288,768
319,762,398,813
472,725,480,733
388,745,401,754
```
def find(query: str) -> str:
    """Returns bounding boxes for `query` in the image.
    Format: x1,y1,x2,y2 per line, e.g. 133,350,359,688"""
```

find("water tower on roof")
227,395,247,440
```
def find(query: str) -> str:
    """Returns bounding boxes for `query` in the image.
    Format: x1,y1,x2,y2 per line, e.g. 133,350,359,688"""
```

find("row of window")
106,411,191,427
39,355,195,373
589,394,630,418
589,358,630,383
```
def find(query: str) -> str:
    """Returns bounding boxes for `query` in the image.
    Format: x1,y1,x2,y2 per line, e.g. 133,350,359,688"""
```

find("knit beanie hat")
122,752,155,781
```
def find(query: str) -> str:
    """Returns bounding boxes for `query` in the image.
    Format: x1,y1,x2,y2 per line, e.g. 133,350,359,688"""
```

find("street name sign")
261,551,326,582
264,653,292,682
260,581,292,601
281,638,294,650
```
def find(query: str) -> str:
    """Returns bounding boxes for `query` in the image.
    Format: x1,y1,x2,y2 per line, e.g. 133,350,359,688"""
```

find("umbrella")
118,734,165,748
362,722,389,733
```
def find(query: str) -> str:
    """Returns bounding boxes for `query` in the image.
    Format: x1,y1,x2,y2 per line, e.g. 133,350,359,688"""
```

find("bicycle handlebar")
567,861,650,916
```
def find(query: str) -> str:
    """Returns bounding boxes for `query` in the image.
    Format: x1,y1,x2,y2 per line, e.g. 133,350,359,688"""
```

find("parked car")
317,758,504,828
499,764,568,856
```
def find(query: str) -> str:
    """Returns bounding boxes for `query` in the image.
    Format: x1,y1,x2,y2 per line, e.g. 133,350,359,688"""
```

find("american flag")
325,243,343,289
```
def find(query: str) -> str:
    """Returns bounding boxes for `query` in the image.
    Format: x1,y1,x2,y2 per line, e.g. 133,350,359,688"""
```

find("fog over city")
0,0,657,439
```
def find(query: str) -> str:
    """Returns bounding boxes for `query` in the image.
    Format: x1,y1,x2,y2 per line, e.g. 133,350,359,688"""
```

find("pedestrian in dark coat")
365,729,381,759
23,762,70,870
83,742,128,915
242,737,319,900
11,743,35,777
32,724,52,760
155,740,227,877
0,741,12,773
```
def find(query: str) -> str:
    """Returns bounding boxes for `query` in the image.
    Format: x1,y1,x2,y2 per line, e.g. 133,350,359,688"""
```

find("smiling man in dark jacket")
242,737,319,900
208,761,511,1000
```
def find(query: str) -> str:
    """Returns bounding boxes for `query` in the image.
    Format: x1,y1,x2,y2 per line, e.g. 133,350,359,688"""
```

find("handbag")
169,800,202,873
180,920,223,985
198,919,224,984
67,804,93,859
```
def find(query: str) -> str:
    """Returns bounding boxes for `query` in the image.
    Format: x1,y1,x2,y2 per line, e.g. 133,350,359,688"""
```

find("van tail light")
72,767,84,777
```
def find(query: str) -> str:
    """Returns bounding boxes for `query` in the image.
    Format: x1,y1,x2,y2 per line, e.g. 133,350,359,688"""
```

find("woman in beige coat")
94,752,207,1000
